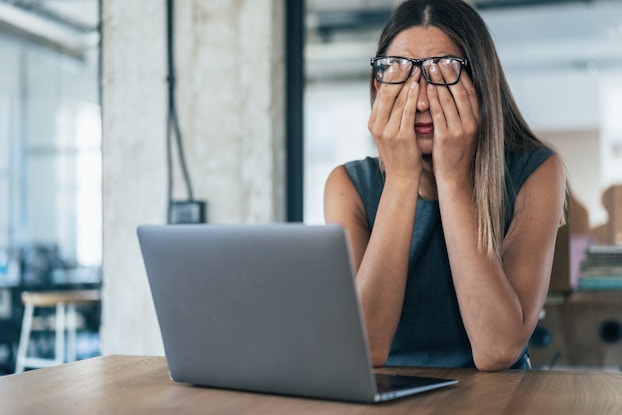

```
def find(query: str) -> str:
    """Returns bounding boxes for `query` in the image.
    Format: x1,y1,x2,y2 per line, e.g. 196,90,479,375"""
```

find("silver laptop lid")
138,223,379,402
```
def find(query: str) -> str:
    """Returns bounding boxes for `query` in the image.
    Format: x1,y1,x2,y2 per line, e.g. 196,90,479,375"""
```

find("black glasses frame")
370,56,469,86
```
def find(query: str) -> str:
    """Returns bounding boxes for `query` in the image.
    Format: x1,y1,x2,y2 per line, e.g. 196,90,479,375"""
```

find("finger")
369,60,411,127
369,82,404,131
388,66,420,127
381,59,412,84
399,68,421,132
440,59,478,123
436,60,475,131
427,82,445,131
440,58,461,86
428,62,462,129
454,67,479,122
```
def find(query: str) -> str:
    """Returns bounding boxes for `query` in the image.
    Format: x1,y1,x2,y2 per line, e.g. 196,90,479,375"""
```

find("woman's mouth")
415,122,434,135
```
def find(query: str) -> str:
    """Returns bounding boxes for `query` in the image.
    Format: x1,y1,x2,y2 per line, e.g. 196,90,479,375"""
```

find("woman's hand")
426,59,479,186
368,67,423,180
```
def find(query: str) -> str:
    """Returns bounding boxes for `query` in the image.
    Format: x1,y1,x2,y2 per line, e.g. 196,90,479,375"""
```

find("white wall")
101,0,285,355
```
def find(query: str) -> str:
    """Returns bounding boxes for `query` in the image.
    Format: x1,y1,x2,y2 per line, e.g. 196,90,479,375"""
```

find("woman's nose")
416,76,430,112
416,75,430,113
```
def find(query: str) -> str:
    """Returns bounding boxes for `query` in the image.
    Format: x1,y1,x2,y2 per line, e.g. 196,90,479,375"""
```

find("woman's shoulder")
344,156,381,174
343,156,384,192
326,157,381,191
503,145,565,230
324,158,382,231
505,144,554,164
505,145,556,186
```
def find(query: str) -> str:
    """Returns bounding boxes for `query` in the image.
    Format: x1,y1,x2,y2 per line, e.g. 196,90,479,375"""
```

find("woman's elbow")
473,346,524,372
370,348,389,368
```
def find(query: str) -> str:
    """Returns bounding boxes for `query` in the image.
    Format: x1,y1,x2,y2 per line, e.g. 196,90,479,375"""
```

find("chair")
15,289,100,373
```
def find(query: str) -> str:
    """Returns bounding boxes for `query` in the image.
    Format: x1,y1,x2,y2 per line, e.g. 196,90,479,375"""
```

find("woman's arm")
427,61,566,371
437,155,566,371
324,70,424,367
324,165,418,367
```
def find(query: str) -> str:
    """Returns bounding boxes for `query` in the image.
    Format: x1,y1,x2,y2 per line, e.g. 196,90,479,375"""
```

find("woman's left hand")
426,59,479,186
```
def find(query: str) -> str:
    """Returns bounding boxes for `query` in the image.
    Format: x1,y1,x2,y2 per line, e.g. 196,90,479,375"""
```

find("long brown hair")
371,0,545,258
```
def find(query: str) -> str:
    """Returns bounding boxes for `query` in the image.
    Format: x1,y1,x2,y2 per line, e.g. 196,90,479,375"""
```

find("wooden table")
1,355,621,414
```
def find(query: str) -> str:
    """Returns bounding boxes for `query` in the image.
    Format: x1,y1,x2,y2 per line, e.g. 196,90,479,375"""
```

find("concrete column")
101,0,285,355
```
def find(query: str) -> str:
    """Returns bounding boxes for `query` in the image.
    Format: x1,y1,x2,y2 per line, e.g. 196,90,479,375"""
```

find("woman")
323,0,566,371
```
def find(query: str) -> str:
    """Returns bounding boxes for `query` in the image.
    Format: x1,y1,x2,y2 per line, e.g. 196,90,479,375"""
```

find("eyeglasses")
370,56,468,86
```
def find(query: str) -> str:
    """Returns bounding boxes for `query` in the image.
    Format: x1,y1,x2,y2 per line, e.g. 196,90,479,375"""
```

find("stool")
15,289,100,373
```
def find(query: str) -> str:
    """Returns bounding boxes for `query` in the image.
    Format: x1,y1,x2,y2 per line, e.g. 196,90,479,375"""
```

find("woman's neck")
419,166,438,201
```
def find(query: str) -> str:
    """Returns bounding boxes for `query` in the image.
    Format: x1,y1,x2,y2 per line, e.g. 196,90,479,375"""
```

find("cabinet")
530,292,622,369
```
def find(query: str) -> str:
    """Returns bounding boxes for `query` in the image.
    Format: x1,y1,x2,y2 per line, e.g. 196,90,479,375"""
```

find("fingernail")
411,80,417,90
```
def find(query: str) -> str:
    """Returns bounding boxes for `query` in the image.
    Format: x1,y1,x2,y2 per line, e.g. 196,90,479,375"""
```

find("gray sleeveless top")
344,146,554,369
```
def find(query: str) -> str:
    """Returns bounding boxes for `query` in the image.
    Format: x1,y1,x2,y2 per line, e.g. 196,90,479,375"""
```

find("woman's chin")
417,138,433,156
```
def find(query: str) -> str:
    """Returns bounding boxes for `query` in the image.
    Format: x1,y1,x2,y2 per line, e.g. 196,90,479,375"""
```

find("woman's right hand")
367,67,423,180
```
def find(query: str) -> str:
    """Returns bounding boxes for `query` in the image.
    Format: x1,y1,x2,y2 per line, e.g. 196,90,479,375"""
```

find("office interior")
0,0,621,375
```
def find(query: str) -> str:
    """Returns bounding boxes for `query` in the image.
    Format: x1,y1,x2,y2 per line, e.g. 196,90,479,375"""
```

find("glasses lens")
421,58,463,86
372,57,413,84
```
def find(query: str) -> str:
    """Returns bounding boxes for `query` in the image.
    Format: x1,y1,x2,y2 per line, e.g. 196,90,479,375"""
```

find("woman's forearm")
356,176,419,366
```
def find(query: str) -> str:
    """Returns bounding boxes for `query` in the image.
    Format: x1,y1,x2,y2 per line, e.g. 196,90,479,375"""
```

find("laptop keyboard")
375,374,431,393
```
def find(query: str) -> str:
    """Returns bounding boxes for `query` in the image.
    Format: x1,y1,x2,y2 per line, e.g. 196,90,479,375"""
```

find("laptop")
137,223,457,403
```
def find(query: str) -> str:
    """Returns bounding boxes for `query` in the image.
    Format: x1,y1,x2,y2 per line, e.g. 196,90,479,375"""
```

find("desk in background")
1,355,621,414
